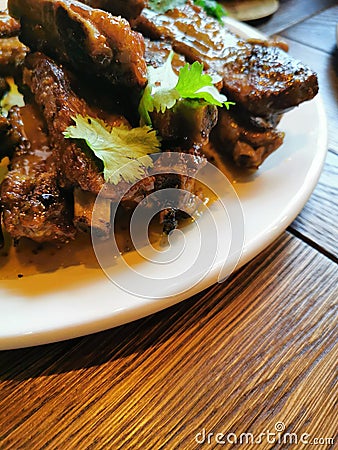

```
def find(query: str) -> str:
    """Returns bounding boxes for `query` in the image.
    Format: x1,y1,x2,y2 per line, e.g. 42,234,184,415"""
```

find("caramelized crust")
222,43,319,117
9,0,147,89
22,52,105,194
1,105,76,242
134,2,240,73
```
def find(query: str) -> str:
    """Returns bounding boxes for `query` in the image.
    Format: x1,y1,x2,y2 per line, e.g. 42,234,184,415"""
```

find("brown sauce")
0,176,219,280
0,231,98,280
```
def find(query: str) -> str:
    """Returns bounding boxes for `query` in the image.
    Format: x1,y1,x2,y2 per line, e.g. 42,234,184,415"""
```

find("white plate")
0,19,327,350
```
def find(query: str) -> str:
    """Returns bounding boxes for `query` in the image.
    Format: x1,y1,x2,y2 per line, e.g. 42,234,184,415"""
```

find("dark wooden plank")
282,5,338,54
279,38,338,153
289,151,338,260
0,233,337,449
254,0,337,35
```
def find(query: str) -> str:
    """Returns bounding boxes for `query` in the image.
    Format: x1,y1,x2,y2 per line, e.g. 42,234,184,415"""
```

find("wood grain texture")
289,151,338,261
0,233,337,449
281,5,338,54
255,0,338,35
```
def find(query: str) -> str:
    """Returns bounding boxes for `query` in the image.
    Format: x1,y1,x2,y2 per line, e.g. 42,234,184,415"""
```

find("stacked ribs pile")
0,0,318,245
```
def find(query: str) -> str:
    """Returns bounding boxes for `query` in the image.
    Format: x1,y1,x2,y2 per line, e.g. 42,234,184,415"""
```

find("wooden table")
1,1,337,448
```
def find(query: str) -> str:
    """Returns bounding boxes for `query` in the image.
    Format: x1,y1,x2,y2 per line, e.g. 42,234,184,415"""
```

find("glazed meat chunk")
135,1,318,116
0,105,76,243
8,0,147,89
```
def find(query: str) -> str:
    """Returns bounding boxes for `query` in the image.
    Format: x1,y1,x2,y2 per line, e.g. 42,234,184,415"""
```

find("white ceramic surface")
0,20,327,350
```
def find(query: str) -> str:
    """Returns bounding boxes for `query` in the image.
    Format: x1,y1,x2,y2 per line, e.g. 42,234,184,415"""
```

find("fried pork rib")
0,105,76,242
79,0,145,21
22,52,154,199
20,53,204,237
134,3,238,74
134,1,318,116
221,43,319,117
8,0,147,89
151,100,218,148
213,109,285,168
22,53,148,200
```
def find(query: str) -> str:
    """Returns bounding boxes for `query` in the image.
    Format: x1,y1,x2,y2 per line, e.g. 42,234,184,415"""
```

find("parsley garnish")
64,116,161,185
194,0,226,22
139,53,234,125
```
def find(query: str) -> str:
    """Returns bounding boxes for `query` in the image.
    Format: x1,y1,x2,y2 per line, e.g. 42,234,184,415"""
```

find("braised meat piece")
213,108,285,168
0,36,28,76
8,0,147,89
22,52,142,202
135,2,318,116
21,54,181,207
79,0,145,21
0,10,20,38
134,2,237,77
143,39,218,147
71,148,207,238
22,52,106,194
151,100,218,148
0,105,76,243
222,43,319,117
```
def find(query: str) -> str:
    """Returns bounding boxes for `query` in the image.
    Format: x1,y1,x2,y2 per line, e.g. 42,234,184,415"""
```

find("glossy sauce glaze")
0,176,221,280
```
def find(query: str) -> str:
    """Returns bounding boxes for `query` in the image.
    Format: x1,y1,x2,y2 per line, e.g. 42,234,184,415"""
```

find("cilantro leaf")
139,52,180,125
176,62,227,107
64,115,161,185
193,0,227,22
139,53,234,125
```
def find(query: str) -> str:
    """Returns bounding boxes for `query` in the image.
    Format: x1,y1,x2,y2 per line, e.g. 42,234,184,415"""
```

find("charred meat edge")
8,0,147,89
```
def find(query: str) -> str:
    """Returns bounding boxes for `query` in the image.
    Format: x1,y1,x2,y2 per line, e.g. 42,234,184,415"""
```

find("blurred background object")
221,0,279,21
